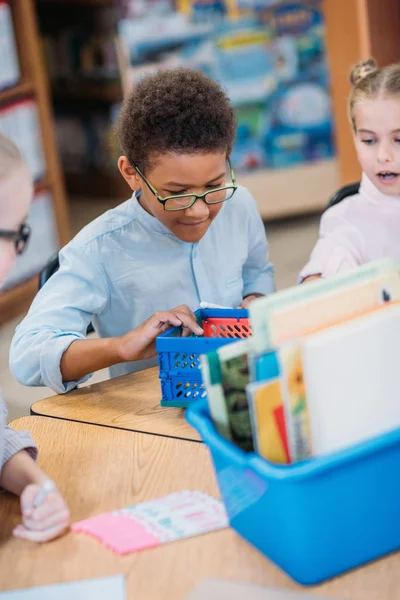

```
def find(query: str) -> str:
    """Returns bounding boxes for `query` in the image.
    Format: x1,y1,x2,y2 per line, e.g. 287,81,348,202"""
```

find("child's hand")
239,294,264,309
301,274,322,284
117,305,204,362
13,483,70,543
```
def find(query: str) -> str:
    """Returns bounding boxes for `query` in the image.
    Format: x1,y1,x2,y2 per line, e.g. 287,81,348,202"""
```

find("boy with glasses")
10,68,274,393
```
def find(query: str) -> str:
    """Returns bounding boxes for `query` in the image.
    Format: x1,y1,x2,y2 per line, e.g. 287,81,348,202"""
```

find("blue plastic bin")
186,398,400,585
156,309,251,407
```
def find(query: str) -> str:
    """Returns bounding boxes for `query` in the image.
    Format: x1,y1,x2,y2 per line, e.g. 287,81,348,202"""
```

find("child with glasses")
10,68,274,393
0,132,69,542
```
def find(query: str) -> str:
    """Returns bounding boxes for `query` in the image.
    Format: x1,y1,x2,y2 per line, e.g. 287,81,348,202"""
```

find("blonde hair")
0,132,25,178
0,133,33,224
349,58,400,131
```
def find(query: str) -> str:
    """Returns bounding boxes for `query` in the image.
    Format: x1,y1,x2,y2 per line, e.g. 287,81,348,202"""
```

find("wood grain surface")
31,367,200,441
0,417,398,599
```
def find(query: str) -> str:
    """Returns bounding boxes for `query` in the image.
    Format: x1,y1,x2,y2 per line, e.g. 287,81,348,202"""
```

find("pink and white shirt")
299,173,400,280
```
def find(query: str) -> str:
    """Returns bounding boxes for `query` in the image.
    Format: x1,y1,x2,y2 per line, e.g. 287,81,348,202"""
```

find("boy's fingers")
150,312,182,329
173,311,203,336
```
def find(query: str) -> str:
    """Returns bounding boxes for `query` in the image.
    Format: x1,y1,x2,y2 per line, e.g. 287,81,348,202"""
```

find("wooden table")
31,367,200,441
1,417,399,599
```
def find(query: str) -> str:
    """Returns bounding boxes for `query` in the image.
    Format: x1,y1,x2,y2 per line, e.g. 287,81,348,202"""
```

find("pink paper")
72,490,228,555
72,513,161,554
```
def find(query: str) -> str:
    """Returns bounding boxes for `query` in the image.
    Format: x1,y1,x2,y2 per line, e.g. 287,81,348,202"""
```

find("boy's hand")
13,483,70,543
117,305,203,363
239,293,264,309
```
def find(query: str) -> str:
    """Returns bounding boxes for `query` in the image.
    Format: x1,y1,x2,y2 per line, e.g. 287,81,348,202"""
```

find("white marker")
33,480,56,508
200,301,230,310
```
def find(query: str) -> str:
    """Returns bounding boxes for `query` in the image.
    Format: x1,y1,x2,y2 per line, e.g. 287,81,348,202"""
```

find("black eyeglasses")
132,159,238,211
0,223,31,254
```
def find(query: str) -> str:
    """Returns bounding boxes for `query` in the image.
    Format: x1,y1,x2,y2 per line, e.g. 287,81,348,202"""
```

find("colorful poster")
119,0,335,171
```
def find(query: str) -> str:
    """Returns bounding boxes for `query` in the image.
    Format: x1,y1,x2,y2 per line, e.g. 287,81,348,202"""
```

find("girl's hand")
239,293,264,309
13,483,70,543
117,305,204,362
301,274,322,284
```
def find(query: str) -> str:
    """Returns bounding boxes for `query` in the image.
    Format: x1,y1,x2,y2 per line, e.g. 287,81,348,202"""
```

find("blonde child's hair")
348,58,400,131
0,133,33,221
0,132,25,177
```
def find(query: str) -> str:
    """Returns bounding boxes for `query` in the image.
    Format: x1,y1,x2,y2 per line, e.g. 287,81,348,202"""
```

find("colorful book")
250,258,400,353
246,379,289,464
278,341,311,462
204,339,254,452
201,351,232,443
218,339,254,452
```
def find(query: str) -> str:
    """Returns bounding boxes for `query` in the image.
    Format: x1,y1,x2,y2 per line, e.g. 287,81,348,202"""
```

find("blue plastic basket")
156,309,251,407
186,398,400,585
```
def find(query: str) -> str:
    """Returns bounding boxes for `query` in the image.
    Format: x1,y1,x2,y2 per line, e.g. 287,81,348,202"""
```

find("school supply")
201,351,232,442
0,2,20,90
204,339,254,451
246,378,289,463
186,579,337,600
72,490,228,555
278,341,311,462
156,308,252,407
250,258,400,353
200,301,230,309
0,575,126,600
33,479,56,508
301,301,400,455
187,259,400,584
186,397,400,585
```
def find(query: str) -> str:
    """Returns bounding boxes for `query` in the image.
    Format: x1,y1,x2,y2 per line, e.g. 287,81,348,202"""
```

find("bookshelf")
36,0,124,201
0,0,69,325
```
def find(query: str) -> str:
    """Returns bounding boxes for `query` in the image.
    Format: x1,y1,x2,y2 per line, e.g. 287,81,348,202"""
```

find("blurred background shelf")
53,80,122,103
0,81,34,105
0,277,39,325
65,170,129,198
37,0,116,5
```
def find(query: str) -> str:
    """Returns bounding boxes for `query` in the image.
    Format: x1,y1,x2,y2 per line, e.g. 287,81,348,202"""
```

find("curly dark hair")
116,67,236,172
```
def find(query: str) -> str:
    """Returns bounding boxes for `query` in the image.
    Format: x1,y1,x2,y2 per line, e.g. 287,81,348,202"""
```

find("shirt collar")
360,172,400,206
129,191,178,238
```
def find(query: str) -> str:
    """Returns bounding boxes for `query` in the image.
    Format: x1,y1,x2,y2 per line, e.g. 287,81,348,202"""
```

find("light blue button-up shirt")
10,185,275,393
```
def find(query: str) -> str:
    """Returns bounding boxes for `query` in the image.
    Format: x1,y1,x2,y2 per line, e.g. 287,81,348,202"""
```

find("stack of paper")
302,302,400,455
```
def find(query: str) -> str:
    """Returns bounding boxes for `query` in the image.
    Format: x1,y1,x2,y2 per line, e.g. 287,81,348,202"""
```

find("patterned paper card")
72,490,228,555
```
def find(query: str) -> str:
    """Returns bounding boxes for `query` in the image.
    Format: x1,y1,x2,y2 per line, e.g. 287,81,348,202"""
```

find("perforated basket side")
158,350,202,373
160,372,207,407
202,316,252,339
